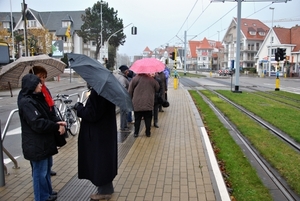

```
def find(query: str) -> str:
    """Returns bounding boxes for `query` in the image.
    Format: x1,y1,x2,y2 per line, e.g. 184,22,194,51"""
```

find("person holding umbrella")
67,53,134,200
128,58,165,137
73,85,117,200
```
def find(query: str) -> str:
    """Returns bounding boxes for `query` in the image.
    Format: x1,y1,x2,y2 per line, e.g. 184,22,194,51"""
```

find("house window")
256,43,260,51
249,31,256,35
3,22,10,29
27,20,37,28
62,21,71,28
202,57,206,61
258,32,265,36
92,41,96,46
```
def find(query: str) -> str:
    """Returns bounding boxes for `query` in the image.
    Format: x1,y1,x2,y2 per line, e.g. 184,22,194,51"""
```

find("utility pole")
269,7,274,77
10,0,15,60
184,31,187,75
100,0,104,61
22,0,28,56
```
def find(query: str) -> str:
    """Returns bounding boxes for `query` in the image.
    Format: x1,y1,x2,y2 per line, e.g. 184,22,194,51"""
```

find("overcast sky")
1,0,299,57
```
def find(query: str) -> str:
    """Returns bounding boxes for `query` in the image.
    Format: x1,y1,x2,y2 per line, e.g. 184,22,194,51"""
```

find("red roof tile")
199,37,213,49
274,25,300,52
143,46,151,52
188,41,201,58
234,18,269,41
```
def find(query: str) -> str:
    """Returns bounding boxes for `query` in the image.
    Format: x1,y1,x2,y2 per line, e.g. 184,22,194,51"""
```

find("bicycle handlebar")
56,94,69,99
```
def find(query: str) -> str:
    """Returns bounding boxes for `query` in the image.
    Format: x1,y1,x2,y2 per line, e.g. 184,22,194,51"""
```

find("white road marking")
5,127,21,136
4,156,20,164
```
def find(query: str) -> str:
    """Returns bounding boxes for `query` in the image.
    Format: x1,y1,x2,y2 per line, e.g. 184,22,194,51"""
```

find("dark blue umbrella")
67,53,133,112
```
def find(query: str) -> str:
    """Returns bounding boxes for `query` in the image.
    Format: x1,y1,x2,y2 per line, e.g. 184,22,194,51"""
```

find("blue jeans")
127,111,132,122
30,156,53,201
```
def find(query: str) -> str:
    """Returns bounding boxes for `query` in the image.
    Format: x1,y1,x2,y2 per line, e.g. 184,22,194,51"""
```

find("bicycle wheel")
67,108,80,136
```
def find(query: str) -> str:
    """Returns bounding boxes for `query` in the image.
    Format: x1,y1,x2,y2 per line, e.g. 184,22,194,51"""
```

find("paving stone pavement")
0,76,229,201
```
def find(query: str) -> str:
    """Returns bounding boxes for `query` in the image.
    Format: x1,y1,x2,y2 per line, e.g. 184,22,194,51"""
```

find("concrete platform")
0,77,230,201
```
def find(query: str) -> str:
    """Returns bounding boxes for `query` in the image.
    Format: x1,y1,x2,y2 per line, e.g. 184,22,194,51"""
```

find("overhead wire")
189,5,236,40
187,2,212,32
176,0,199,36
166,1,283,47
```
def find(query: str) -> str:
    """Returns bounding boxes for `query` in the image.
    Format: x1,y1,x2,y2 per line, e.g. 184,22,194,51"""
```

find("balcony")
240,47,258,52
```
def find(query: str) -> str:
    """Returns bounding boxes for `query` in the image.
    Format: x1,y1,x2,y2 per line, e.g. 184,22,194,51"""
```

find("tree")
27,28,52,55
0,26,11,43
78,1,126,59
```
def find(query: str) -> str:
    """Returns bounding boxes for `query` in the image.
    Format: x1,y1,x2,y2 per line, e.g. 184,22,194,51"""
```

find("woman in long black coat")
74,88,117,200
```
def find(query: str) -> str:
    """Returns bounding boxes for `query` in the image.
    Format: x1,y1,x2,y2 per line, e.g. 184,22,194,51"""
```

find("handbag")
155,93,164,105
54,129,67,147
162,100,170,108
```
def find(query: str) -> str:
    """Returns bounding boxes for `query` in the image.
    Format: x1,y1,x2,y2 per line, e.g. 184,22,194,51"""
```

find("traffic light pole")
184,31,187,76
104,23,133,69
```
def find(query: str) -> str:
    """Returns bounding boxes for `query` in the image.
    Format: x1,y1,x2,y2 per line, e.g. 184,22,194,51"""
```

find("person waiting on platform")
128,73,159,137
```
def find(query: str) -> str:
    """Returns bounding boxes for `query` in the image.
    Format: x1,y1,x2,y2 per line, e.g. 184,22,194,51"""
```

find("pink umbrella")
130,58,165,74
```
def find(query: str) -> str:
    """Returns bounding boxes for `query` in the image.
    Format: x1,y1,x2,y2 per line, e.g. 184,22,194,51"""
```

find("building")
188,38,223,71
222,18,269,70
256,25,300,77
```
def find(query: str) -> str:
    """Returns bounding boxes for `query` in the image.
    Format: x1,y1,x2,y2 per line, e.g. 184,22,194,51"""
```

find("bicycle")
53,94,81,136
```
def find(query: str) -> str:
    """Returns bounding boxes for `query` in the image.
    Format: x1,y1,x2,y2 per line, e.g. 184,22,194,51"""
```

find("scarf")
41,84,55,111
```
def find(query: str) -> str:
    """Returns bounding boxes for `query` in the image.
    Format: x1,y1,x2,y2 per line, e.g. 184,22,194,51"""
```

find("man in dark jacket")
153,73,163,128
18,74,66,201
114,65,130,131
74,87,117,200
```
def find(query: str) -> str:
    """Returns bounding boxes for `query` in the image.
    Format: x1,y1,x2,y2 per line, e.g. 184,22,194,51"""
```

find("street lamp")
100,0,105,61
10,0,15,60
269,7,274,77
104,23,133,69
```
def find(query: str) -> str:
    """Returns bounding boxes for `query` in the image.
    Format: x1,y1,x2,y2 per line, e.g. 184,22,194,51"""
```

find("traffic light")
275,50,279,62
131,26,137,35
276,48,287,61
280,48,286,61
170,52,175,60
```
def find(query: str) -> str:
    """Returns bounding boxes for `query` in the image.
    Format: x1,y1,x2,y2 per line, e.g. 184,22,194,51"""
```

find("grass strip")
253,91,300,108
200,90,300,196
217,90,300,143
189,90,272,201
270,91,300,101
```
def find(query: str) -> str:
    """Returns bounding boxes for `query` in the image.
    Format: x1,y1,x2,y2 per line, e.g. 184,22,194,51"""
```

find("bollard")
0,121,5,187
275,77,280,91
210,71,212,77
174,78,178,89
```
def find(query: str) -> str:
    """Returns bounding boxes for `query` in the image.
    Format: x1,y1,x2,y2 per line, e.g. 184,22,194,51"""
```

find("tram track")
245,86,300,110
180,77,300,201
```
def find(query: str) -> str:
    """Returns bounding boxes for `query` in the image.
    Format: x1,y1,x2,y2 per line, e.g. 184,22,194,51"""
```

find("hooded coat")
17,74,60,161
76,89,118,186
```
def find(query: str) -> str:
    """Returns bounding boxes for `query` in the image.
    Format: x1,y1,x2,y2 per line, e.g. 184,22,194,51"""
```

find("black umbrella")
67,53,133,112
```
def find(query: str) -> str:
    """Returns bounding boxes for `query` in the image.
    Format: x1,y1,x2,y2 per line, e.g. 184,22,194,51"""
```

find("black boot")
154,122,159,128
